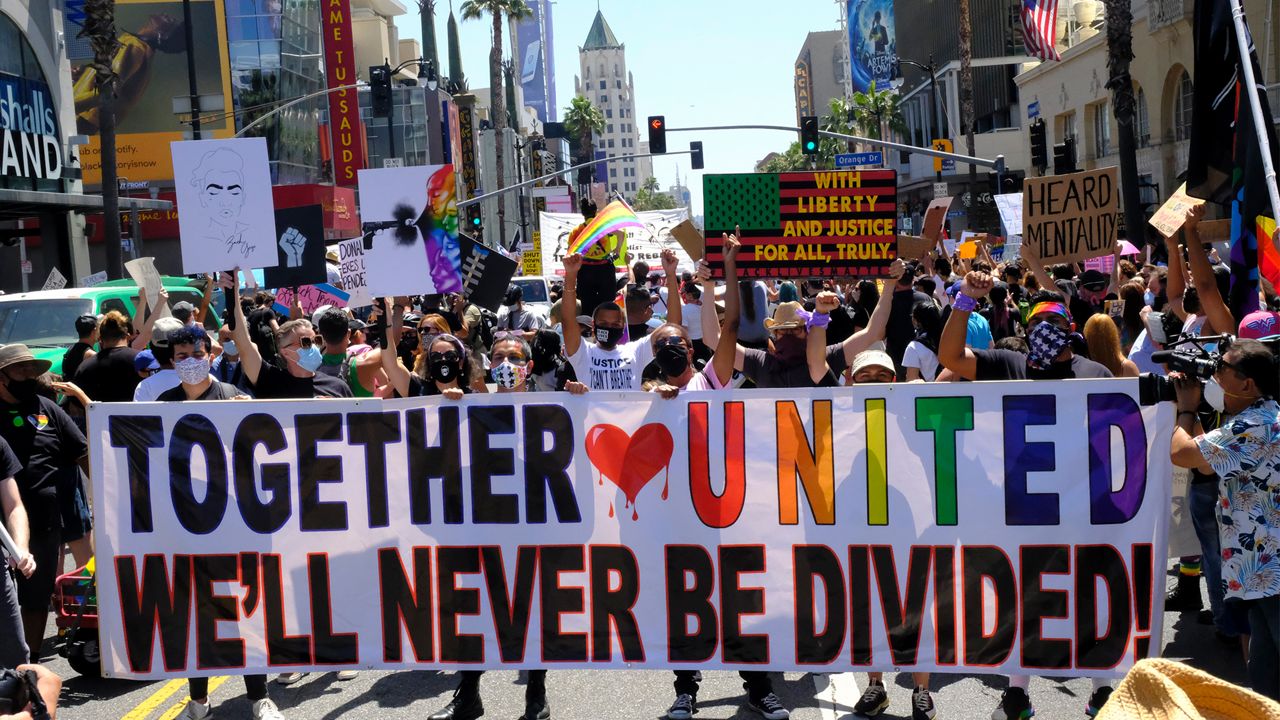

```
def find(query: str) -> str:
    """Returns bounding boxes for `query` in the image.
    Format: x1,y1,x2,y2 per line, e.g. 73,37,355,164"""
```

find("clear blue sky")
394,0,843,216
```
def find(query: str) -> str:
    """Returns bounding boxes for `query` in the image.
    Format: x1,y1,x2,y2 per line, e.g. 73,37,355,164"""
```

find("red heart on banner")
585,423,674,505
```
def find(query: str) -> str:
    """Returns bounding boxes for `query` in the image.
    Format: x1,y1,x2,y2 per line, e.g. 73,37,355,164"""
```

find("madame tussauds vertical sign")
322,0,366,186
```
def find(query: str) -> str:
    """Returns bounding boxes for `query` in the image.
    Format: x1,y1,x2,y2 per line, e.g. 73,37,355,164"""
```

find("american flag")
1021,0,1062,61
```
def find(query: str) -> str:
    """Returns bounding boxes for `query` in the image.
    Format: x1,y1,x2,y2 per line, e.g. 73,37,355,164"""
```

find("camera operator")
1170,339,1280,701
0,663,59,720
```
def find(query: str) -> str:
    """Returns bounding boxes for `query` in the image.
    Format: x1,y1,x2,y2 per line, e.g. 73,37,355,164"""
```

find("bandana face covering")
1027,321,1071,370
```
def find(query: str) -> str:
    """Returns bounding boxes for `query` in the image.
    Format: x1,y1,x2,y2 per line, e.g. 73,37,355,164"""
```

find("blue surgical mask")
295,346,324,373
221,340,238,357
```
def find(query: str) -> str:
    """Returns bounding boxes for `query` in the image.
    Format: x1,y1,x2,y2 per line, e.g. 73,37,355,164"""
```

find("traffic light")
1029,118,1047,171
467,206,481,233
800,116,819,155
689,141,703,170
647,116,667,154
369,64,392,117
1052,136,1077,175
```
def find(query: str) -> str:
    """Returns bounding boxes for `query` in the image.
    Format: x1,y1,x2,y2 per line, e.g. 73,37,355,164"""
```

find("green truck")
0,278,222,377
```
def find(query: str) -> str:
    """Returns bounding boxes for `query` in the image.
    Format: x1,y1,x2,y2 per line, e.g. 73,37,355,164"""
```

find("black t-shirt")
0,395,87,526
250,362,353,399
403,375,474,397
60,342,93,381
802,299,859,345
576,263,624,318
0,435,21,481
1069,294,1112,329
157,381,246,402
742,344,847,388
73,345,141,402
886,289,933,369
974,349,1114,381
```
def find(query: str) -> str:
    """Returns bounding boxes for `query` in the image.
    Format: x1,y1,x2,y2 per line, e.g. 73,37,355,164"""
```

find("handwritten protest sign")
336,238,373,308
124,257,171,320
272,283,350,316
80,271,108,288
1022,167,1119,264
703,170,898,278
994,192,1024,238
921,196,953,243
896,235,933,260
1195,219,1232,245
41,267,67,291
91,381,1171,680
1148,183,1206,239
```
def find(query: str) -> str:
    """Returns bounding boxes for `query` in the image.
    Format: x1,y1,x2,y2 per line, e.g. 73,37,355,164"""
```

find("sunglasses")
282,336,314,350
655,335,687,349
429,351,461,364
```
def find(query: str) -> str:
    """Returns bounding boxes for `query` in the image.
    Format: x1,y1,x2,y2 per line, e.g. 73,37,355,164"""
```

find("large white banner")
539,208,692,277
90,380,1171,679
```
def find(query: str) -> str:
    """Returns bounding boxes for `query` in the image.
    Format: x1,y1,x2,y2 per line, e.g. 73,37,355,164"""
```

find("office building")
574,10,642,198
795,30,846,125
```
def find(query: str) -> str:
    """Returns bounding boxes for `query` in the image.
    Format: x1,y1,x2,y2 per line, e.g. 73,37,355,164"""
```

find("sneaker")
991,687,1034,720
912,688,937,720
251,699,286,720
520,697,550,720
275,672,307,686
1085,686,1112,717
336,670,359,681
747,692,790,720
179,699,212,720
667,693,696,720
853,682,889,717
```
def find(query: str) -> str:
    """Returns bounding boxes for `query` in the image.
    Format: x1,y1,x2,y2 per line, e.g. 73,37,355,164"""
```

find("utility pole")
182,0,201,138
1104,0,1145,247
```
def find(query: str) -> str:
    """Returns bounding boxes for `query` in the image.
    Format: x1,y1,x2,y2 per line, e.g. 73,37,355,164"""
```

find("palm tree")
460,0,531,242
1104,0,1145,252
823,97,859,153
562,95,604,191
80,0,123,278
958,0,978,216
848,83,907,165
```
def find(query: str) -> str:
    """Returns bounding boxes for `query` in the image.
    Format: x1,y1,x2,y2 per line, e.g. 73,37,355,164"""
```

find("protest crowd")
0,185,1277,720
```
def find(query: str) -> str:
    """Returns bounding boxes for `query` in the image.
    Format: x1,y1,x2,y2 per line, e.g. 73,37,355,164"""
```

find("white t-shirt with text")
568,336,654,391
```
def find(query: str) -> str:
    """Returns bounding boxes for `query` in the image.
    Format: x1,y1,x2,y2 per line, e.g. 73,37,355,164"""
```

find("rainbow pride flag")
567,200,645,256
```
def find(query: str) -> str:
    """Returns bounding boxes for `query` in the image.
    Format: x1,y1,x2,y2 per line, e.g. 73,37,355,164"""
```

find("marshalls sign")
1022,167,1119,264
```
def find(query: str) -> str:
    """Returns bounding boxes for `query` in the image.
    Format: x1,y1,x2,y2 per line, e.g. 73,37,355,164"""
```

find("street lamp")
898,55,945,179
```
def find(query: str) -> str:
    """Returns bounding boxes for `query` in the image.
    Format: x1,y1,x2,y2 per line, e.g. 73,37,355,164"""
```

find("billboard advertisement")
68,0,235,185
515,0,549,122
847,0,900,93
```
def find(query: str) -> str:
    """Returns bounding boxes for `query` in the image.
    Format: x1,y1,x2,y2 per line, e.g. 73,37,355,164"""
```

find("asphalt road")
39,569,1250,720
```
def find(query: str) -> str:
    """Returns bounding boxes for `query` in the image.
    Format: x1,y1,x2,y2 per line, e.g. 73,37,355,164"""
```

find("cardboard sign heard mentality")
1022,167,1120,265
921,196,953,243
1148,183,1206,239
670,220,705,261
702,170,899,278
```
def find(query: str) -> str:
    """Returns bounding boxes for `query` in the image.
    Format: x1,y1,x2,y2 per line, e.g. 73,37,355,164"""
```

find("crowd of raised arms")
0,203,1277,720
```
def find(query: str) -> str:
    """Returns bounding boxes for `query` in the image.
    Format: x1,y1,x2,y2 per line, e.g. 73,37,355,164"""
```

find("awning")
0,188,172,220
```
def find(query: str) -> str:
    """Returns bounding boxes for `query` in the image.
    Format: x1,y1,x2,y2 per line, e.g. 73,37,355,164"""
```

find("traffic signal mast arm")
456,150,692,209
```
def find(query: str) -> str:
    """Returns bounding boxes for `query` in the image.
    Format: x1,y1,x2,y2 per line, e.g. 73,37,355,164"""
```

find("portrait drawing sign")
171,137,278,273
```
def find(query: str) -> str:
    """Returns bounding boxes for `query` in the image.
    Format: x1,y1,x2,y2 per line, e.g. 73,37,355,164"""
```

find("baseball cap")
171,300,195,323
1237,310,1280,339
75,314,99,336
1079,269,1109,291
348,318,368,332
134,349,160,373
149,317,186,349
851,350,895,378
504,285,524,307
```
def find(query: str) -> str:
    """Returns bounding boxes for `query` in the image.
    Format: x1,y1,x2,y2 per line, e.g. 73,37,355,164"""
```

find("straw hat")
0,344,51,375
763,301,806,332
1096,658,1280,720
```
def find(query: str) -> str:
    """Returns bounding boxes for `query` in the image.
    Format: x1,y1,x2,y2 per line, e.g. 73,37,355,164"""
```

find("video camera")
0,668,50,720
1138,333,1234,405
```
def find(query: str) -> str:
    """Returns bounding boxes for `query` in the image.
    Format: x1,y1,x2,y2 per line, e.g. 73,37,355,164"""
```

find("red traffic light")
650,118,664,130
647,115,667,154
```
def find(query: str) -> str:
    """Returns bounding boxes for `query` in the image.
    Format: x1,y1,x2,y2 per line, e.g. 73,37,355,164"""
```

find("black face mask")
428,357,460,383
594,326,625,348
656,344,690,377
4,377,38,404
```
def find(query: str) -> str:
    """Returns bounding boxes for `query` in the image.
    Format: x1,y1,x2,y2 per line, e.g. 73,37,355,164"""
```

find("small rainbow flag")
567,200,645,256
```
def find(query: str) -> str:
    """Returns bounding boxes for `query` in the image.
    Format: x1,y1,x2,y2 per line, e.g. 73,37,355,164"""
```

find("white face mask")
1203,377,1226,412
175,356,211,386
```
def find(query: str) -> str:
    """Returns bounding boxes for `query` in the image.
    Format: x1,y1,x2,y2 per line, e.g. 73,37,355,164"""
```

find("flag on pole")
1186,0,1279,317
1020,0,1062,62
566,200,645,256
